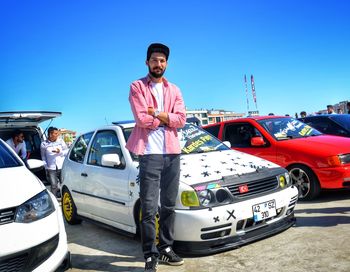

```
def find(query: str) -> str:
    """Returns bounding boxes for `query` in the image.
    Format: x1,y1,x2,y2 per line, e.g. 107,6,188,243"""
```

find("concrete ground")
64,190,350,272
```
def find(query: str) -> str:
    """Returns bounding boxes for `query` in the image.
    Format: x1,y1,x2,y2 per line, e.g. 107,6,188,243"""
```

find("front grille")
0,234,59,272
226,176,278,198
0,207,16,225
0,254,27,272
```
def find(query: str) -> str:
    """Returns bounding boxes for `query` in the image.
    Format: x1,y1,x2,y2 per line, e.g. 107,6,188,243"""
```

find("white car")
0,139,70,271
61,122,298,255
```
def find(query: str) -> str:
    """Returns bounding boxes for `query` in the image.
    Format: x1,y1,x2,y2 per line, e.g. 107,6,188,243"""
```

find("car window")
258,118,322,140
69,132,93,163
304,118,344,135
0,141,21,168
330,115,350,131
87,130,125,168
223,123,263,147
203,124,220,137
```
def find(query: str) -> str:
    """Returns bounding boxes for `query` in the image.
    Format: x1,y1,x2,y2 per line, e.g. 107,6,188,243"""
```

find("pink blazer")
126,75,186,155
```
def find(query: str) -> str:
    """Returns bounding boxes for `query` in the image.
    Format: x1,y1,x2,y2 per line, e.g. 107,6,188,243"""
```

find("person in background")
300,111,307,118
40,127,68,198
126,43,186,272
347,102,350,114
6,129,27,161
327,105,336,114
337,108,343,114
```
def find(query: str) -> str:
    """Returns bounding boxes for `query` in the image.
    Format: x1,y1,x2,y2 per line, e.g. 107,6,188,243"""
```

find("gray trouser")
139,154,180,259
46,169,61,197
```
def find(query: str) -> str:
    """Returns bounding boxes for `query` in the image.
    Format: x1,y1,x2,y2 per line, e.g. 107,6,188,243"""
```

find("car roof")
204,115,289,127
301,114,343,119
112,120,136,129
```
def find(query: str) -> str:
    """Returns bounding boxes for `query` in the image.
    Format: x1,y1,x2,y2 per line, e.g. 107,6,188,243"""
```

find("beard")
148,66,166,78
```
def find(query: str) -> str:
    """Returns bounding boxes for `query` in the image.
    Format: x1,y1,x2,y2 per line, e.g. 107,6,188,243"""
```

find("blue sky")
1,0,349,133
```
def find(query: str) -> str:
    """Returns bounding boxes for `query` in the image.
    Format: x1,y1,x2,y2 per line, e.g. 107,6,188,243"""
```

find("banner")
251,75,258,109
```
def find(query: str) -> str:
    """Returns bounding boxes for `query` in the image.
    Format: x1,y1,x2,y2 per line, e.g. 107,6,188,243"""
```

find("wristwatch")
154,110,161,117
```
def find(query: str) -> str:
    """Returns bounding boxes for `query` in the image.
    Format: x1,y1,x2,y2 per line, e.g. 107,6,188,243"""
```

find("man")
126,43,186,272
300,111,307,118
347,102,350,114
40,127,68,198
327,105,336,114
6,129,27,161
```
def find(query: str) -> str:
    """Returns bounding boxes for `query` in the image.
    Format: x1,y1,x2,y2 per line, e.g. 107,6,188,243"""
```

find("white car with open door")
0,111,62,182
61,122,298,255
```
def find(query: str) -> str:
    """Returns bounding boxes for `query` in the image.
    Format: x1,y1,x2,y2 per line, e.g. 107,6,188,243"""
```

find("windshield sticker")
298,125,313,136
182,135,212,154
180,126,206,140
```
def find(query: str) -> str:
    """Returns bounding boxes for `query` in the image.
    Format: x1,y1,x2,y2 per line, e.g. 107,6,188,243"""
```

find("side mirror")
101,154,121,168
27,159,45,172
223,141,231,148
251,136,265,146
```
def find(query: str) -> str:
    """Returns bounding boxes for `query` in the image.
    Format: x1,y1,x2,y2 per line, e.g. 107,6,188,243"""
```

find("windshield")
258,117,322,140
330,115,350,131
123,123,230,157
0,141,22,168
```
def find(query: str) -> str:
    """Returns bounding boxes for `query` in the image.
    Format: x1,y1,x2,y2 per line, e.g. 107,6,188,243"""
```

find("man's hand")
147,107,155,116
157,112,169,125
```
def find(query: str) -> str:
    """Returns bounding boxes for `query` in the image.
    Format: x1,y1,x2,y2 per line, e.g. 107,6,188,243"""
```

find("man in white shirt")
6,129,27,161
40,127,68,198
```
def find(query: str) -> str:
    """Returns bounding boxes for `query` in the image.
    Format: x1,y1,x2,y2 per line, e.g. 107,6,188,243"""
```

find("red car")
203,116,350,200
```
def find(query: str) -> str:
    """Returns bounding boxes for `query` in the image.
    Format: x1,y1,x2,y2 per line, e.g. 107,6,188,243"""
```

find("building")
316,100,349,115
59,128,76,146
186,109,245,126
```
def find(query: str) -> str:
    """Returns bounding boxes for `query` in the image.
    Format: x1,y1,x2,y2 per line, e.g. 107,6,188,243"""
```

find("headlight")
278,175,286,188
181,183,233,208
339,154,350,164
278,172,290,188
327,154,350,166
181,191,200,207
15,190,55,223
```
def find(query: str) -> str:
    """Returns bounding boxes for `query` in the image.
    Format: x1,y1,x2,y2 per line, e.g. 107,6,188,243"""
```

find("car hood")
0,111,61,128
179,150,281,186
0,166,45,209
282,135,350,155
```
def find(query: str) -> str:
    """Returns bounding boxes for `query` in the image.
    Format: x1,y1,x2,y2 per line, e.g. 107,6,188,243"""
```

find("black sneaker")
144,256,158,272
159,247,184,266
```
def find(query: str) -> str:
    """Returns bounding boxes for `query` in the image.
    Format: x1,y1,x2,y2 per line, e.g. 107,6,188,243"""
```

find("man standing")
40,127,68,198
126,43,186,272
6,129,27,161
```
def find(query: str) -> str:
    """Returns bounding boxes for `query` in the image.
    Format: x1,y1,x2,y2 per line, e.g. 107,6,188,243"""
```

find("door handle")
81,173,88,177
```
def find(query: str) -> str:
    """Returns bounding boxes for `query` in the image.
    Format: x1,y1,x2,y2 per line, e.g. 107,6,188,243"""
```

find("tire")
61,188,82,225
287,164,321,200
138,206,160,245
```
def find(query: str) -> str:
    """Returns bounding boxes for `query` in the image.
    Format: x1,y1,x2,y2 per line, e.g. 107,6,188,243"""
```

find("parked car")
0,139,70,271
203,116,350,200
61,122,298,255
0,111,62,182
299,114,350,137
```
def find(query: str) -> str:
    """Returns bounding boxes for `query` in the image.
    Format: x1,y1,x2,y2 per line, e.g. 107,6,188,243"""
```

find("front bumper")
314,165,350,189
173,186,298,255
174,213,295,255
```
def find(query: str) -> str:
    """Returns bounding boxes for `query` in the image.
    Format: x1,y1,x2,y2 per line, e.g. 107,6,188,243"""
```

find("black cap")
147,43,170,60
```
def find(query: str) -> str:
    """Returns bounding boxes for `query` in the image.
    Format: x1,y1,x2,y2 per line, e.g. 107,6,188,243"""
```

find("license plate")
252,200,276,222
